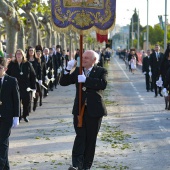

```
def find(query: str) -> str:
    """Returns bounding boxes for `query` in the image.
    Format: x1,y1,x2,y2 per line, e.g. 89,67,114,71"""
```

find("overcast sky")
116,0,170,27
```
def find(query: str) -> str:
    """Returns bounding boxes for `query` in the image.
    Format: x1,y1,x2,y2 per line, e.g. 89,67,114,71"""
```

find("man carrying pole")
60,50,108,170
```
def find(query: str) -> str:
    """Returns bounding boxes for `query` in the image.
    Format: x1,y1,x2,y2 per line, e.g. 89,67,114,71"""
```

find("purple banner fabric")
51,0,116,31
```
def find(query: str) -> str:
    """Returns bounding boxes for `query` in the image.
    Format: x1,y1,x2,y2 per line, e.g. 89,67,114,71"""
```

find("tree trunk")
17,23,25,51
23,10,38,47
38,30,42,46
56,33,60,45
51,30,56,47
0,0,20,57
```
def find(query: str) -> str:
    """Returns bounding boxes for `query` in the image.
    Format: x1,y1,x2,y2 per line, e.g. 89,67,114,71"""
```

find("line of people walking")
6,45,68,123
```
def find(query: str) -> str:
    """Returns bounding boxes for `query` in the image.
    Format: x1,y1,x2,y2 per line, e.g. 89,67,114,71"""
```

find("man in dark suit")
60,50,108,170
0,57,20,170
53,47,62,88
142,50,153,92
150,44,164,97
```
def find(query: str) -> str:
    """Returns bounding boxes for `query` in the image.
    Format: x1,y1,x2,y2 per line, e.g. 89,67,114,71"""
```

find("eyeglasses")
29,50,34,52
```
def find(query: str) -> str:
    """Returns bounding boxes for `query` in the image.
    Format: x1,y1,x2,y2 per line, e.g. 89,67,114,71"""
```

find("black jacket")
60,65,108,117
142,56,150,73
6,61,36,92
0,74,20,118
150,51,163,75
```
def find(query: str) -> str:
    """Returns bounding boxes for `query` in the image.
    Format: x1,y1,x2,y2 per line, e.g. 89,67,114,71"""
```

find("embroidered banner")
51,0,116,34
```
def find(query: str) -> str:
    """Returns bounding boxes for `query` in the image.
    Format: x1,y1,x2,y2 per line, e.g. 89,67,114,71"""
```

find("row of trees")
0,0,100,57
113,9,170,51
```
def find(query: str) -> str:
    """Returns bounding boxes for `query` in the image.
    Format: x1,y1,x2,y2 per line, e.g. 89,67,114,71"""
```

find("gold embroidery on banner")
53,0,115,34
55,0,112,26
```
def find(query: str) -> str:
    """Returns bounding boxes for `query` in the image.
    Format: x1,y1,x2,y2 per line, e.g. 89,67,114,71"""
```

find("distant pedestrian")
130,55,136,74
150,44,164,97
142,50,153,92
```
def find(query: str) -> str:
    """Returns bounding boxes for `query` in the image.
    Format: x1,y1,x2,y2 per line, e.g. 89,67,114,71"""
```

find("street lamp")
137,10,140,51
146,0,149,51
131,17,134,47
164,0,167,51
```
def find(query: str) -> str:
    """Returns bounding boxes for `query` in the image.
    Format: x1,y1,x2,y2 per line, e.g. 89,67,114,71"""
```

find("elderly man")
60,50,108,170
0,57,20,169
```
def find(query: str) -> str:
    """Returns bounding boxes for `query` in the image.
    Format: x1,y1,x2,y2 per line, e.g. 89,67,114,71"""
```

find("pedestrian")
60,50,108,170
26,47,42,111
160,43,170,87
6,49,36,122
128,48,138,72
142,50,153,92
130,55,136,74
0,57,20,169
36,50,43,106
53,46,62,89
150,44,164,97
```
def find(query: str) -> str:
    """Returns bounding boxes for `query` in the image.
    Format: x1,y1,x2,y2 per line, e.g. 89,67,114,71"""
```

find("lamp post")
131,17,134,47
164,0,167,51
146,0,149,51
137,10,140,51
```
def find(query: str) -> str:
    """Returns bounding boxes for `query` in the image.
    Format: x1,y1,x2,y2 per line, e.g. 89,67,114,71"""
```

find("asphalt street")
9,56,170,170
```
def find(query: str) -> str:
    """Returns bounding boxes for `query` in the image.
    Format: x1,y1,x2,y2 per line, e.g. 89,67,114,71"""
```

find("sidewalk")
9,57,170,170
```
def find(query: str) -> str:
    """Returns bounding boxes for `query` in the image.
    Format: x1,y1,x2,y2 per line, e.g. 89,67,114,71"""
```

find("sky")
116,0,170,27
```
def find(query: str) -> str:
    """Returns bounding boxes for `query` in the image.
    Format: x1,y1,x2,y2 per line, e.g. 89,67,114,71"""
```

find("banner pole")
78,34,83,120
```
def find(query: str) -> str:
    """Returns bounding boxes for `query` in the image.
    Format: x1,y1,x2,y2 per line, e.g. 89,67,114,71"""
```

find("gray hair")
84,50,99,64
43,48,49,53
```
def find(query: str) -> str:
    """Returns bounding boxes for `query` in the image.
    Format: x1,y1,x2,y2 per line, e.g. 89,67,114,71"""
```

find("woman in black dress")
7,49,36,122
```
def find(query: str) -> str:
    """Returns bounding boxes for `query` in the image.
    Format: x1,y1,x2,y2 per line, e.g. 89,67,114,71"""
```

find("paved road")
9,56,170,170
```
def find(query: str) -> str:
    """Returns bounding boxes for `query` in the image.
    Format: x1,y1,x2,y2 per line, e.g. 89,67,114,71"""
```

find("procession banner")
51,0,116,35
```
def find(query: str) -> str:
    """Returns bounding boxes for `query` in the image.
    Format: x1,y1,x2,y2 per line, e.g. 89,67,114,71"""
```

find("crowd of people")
0,43,111,170
118,43,170,110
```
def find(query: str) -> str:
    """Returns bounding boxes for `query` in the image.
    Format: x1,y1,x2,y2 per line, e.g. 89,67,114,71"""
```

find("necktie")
85,69,90,77
156,52,158,60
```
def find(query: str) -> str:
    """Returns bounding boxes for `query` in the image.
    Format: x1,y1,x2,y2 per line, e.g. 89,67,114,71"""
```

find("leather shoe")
151,89,154,92
159,93,163,97
154,95,157,97
23,117,29,122
68,167,78,170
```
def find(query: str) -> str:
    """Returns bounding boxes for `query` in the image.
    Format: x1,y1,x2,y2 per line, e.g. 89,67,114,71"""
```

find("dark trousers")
152,74,162,95
0,117,13,170
21,91,31,117
145,74,153,91
72,108,102,169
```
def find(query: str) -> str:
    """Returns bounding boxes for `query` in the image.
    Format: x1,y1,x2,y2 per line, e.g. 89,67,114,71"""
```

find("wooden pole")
78,34,83,127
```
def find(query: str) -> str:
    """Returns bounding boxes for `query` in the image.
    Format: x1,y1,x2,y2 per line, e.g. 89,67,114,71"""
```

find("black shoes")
33,103,37,111
154,95,157,97
23,116,29,122
68,166,90,170
159,93,163,97
68,167,78,170
44,93,48,98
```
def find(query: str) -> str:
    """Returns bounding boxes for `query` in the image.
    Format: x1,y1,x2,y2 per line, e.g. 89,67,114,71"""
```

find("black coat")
142,56,150,73
0,74,20,118
60,65,108,117
6,61,36,92
150,51,163,75
29,59,42,80
41,56,47,81
53,52,62,71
